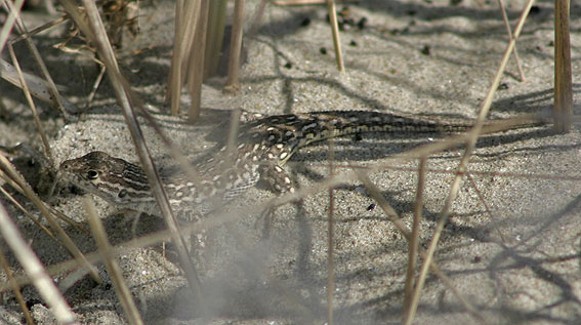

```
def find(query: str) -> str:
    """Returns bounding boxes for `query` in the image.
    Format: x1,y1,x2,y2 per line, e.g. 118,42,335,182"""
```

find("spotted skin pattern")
59,110,536,221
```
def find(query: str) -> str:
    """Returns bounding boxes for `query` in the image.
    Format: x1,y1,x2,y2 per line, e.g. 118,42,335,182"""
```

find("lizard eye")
87,170,99,180
118,189,128,198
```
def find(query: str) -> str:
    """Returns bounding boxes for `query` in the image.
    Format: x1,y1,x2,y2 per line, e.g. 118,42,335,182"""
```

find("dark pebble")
497,82,509,90
357,17,368,30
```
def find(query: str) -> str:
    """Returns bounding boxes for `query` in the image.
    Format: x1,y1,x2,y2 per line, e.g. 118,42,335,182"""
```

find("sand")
1,1,580,324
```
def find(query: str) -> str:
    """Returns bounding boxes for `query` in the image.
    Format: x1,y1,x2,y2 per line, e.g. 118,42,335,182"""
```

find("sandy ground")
1,0,581,324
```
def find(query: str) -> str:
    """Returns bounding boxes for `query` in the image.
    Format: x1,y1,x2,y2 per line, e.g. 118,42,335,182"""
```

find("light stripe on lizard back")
59,110,543,219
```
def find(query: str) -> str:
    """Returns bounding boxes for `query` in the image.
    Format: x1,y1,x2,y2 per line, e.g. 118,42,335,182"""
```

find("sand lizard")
59,110,543,221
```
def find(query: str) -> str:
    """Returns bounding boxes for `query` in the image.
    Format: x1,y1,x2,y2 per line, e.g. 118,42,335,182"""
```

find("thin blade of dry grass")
224,0,246,93
61,0,204,303
8,14,68,44
0,203,78,324
204,0,228,79
0,0,23,53
168,0,201,115
497,0,525,81
7,44,53,161
3,155,575,294
186,0,210,120
553,0,572,132
325,0,344,72
0,248,34,325
403,1,536,323
2,0,76,118
0,58,77,114
402,158,425,320
0,154,101,282
464,173,508,244
273,0,358,5
401,115,546,159
168,0,184,115
326,139,336,325
85,64,107,109
356,171,485,321
0,185,55,238
84,198,144,325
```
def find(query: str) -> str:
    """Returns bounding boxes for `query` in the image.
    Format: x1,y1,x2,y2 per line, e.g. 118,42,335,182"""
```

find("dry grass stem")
186,0,210,120
0,203,78,324
0,225,181,293
186,0,210,122
225,0,246,93
85,65,107,109
0,0,23,53
325,0,344,72
168,0,201,115
68,0,204,300
326,139,336,325
0,58,77,114
404,1,536,322
356,171,483,320
8,15,68,45
0,248,34,325
367,164,580,182
1,177,339,292
400,115,544,160
7,44,53,161
402,158,425,321
553,0,573,132
0,154,100,281
465,173,508,243
204,0,228,79
497,0,525,81
2,152,569,297
3,0,73,118
273,0,357,5
168,0,185,115
0,185,55,239
84,198,144,325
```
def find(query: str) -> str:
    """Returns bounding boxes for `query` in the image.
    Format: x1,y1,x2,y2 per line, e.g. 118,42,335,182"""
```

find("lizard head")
59,151,152,208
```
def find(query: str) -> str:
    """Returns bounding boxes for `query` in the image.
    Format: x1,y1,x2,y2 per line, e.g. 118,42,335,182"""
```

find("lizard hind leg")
256,163,297,239
257,164,295,194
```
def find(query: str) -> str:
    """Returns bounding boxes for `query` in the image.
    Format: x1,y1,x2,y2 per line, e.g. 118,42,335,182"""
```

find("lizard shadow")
196,109,556,173
282,123,564,232
287,126,555,171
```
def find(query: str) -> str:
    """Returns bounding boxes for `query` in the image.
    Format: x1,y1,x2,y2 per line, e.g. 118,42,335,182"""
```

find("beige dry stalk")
84,198,144,325
0,155,100,282
168,0,200,116
403,1,536,323
2,0,73,118
0,203,78,324
66,0,204,304
0,246,34,324
553,0,573,132
224,0,245,93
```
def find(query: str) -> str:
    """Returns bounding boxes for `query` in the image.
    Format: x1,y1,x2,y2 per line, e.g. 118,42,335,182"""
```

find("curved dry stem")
403,1,536,323
0,203,78,324
0,155,100,282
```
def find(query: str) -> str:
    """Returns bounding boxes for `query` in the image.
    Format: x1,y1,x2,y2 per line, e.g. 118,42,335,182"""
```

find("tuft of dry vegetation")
0,0,579,324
